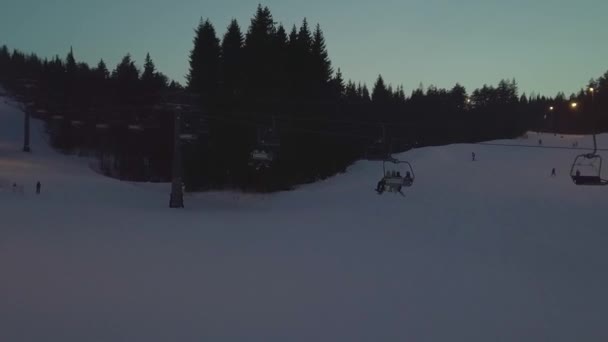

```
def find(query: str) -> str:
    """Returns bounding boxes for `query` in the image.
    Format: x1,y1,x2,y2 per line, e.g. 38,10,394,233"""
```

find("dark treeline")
1,4,607,192
0,45,182,181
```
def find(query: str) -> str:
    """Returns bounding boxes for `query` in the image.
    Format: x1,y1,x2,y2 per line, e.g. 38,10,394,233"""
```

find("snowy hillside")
1,91,608,342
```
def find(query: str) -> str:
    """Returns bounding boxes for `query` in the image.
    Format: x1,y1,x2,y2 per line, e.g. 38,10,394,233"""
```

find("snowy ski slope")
1,91,608,342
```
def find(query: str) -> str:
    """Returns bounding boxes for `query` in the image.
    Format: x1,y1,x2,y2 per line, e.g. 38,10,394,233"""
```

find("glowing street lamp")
589,87,596,116
570,102,578,109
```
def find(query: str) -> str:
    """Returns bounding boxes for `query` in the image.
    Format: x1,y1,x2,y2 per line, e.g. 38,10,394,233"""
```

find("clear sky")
1,0,606,97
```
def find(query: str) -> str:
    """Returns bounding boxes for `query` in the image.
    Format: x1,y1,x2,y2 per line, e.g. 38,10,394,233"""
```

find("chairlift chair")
569,132,608,186
249,125,280,170
570,153,608,186
376,158,415,195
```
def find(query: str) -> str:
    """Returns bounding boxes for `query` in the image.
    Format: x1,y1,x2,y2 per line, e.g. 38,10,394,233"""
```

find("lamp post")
547,105,555,133
589,87,597,154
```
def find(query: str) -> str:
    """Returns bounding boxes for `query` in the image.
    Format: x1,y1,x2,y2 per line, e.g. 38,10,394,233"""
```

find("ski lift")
570,133,607,186
179,115,209,143
376,158,415,195
179,121,196,142
71,120,84,127
570,153,607,186
179,133,197,142
249,123,280,170
128,124,144,132
570,90,606,186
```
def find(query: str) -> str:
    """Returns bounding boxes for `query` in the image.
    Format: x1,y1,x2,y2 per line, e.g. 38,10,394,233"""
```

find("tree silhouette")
187,18,220,106
221,19,244,103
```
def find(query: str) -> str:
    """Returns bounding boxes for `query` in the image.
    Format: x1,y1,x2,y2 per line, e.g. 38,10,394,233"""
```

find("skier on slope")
36,181,41,194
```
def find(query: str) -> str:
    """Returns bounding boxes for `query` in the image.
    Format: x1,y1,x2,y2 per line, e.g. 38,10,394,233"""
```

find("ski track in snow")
1,89,608,342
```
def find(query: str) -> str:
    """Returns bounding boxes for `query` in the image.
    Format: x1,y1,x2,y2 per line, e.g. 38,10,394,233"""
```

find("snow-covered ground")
1,91,608,342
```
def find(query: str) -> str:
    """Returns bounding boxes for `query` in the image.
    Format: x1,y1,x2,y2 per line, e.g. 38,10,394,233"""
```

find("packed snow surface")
1,92,608,341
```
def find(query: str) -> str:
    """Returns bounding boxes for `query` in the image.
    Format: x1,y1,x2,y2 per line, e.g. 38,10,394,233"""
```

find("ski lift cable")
200,114,424,143
476,142,608,152
199,112,432,130
199,114,387,140
196,113,607,152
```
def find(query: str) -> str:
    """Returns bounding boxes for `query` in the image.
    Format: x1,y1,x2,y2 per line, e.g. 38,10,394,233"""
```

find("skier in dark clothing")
36,181,41,194
551,168,556,177
472,152,476,161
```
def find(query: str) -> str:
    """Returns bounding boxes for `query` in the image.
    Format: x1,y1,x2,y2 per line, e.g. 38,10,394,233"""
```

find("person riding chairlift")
376,178,386,193
404,171,413,185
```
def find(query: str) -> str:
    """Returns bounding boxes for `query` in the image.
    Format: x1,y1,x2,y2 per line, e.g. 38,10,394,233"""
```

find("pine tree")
169,80,184,90
285,25,300,99
372,75,390,104
89,59,110,106
221,19,244,100
65,46,77,75
289,19,313,101
449,83,467,111
62,47,79,105
397,85,407,103
141,53,156,83
112,54,139,81
297,19,312,53
243,5,277,104
187,18,220,102
274,24,288,50
344,80,357,102
273,23,290,102
311,24,333,98
95,59,109,79
140,53,167,100
288,25,298,46
519,93,528,104
361,84,371,103
245,5,276,46
0,45,10,76
112,54,140,104
331,68,345,100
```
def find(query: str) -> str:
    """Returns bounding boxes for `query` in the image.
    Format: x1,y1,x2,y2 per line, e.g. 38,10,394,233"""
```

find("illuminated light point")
549,106,554,111
589,87,595,93
571,102,578,109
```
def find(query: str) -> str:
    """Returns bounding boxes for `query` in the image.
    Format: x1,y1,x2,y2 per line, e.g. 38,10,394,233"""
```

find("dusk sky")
1,0,606,97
